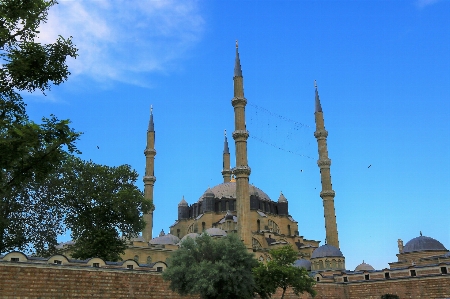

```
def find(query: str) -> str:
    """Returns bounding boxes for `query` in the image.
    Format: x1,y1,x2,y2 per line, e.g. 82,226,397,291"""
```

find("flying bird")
368,164,371,168
96,146,100,149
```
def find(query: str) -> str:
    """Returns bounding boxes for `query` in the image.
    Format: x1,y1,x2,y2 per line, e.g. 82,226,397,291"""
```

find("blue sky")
23,0,449,270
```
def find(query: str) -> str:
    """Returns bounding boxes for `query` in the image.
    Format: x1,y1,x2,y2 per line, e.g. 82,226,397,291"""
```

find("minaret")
314,81,339,249
232,41,251,248
222,130,232,183
142,106,156,242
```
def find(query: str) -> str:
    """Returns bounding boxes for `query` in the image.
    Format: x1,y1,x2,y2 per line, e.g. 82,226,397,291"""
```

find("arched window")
146,256,152,264
319,260,324,270
202,222,205,232
287,225,291,236
257,220,260,232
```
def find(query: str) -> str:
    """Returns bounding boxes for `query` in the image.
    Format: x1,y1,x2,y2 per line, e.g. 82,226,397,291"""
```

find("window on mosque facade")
127,265,133,270
54,260,62,265
316,277,320,282
93,263,99,268
147,256,152,264
343,277,348,282
157,267,163,272
10,258,19,262
410,270,416,277
385,272,390,279
441,267,448,274
364,274,369,280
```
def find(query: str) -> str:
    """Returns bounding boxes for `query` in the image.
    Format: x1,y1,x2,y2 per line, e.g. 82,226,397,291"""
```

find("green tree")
253,245,316,299
62,157,153,261
0,0,79,253
163,233,258,299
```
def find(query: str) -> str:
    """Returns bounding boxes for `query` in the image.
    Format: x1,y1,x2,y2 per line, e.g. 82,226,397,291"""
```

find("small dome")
355,261,375,271
293,259,311,270
179,233,200,244
204,188,214,197
278,192,287,203
311,244,344,259
225,211,234,220
403,235,447,253
205,228,227,237
149,233,180,245
178,197,188,207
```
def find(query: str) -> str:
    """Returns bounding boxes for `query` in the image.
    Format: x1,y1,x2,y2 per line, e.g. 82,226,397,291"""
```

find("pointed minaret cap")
314,80,323,113
148,105,155,132
178,196,188,207
278,191,287,203
234,40,242,77
159,229,165,237
223,130,230,154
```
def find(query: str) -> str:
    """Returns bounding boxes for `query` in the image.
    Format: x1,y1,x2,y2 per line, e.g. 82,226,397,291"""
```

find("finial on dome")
236,40,238,48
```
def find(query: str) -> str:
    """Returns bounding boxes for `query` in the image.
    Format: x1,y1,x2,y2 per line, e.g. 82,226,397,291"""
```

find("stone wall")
1,262,450,299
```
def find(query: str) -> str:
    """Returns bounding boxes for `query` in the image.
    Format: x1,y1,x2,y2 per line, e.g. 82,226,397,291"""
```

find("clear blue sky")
23,0,449,271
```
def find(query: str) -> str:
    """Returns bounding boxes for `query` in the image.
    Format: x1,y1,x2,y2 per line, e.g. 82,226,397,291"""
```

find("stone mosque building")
3,43,449,298
119,43,450,282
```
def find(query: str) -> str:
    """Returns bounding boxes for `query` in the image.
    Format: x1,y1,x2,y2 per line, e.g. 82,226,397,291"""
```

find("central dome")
198,182,272,202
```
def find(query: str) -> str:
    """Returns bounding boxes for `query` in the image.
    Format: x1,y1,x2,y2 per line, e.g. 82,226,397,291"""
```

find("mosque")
3,44,449,298
119,43,450,281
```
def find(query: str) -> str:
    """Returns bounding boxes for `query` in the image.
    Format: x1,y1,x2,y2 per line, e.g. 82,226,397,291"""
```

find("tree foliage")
0,1,151,260
253,245,316,299
163,233,258,299
0,0,79,254
63,157,153,261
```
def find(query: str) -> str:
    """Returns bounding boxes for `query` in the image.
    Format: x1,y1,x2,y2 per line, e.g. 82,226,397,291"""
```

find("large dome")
198,182,271,202
311,245,344,258
403,236,447,253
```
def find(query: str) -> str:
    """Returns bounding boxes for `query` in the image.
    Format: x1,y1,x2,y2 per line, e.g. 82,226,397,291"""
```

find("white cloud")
415,0,443,8
37,0,204,86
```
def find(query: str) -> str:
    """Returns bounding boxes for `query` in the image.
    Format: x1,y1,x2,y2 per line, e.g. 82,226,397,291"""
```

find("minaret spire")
143,105,157,242
232,41,251,248
314,82,339,249
222,130,232,183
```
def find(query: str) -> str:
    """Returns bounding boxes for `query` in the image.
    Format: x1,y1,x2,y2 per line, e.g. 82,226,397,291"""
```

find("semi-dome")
403,235,447,253
355,261,375,271
293,259,311,270
149,234,180,245
198,182,271,202
311,244,344,258
205,228,227,237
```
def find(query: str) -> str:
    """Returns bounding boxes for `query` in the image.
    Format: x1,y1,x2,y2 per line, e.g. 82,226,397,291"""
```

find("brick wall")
1,263,449,299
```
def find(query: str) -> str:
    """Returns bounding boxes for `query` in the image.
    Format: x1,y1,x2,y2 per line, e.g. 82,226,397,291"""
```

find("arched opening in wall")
202,222,205,232
147,256,152,264
316,277,320,282
287,224,291,236
257,220,260,232
441,267,448,274
215,201,219,212
364,274,370,280
319,260,324,270
177,229,180,238
226,201,229,211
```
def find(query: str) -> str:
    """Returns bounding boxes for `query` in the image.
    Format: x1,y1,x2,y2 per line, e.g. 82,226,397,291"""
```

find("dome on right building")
403,235,447,253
